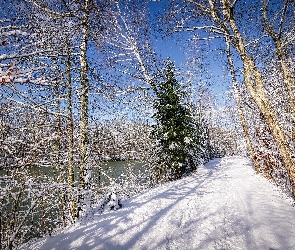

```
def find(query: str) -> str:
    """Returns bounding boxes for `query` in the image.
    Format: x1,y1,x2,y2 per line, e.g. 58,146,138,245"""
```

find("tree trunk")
243,56,295,197
77,0,90,217
261,1,295,145
224,3,295,197
274,40,295,144
54,70,61,181
65,37,76,220
79,4,90,190
225,36,260,172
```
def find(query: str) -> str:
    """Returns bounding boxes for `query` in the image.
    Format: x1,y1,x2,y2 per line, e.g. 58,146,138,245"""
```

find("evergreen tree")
152,60,202,181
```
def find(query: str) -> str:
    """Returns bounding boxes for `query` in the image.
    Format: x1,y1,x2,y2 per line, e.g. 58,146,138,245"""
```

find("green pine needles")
152,60,202,181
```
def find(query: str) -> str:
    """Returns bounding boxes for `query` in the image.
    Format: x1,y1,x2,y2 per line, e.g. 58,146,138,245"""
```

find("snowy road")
22,157,295,250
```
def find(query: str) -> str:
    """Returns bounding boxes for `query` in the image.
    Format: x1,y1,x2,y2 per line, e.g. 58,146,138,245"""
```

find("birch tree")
260,0,295,141
22,0,115,215
225,35,260,171
99,0,160,98
166,0,295,197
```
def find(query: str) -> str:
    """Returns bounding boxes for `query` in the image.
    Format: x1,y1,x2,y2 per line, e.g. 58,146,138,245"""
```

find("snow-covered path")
22,157,295,250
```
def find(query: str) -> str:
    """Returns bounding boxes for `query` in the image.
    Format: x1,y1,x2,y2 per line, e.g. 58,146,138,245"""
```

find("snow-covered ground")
20,157,295,250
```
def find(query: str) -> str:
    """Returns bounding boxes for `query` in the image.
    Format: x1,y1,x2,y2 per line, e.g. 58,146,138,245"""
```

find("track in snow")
22,157,295,250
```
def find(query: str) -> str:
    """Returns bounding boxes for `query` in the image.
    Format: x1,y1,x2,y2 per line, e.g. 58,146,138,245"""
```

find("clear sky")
148,0,232,104
148,0,186,65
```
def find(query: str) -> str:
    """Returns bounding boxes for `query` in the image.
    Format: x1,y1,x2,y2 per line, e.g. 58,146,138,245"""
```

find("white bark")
79,0,90,191
225,36,260,172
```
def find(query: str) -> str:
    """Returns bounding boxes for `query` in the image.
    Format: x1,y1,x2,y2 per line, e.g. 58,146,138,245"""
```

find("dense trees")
1,0,294,248
166,0,295,197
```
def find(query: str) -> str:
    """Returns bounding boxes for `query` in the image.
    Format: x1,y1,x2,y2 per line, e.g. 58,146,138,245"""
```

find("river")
0,161,147,247
0,161,146,185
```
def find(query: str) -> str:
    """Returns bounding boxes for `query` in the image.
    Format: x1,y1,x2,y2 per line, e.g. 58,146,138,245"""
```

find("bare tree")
225,35,260,171
261,0,295,141
166,0,295,197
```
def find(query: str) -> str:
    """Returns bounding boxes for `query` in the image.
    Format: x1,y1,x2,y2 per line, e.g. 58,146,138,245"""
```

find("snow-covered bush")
0,169,77,249
101,189,123,212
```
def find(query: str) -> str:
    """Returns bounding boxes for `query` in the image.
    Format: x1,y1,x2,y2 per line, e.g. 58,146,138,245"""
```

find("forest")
0,0,295,249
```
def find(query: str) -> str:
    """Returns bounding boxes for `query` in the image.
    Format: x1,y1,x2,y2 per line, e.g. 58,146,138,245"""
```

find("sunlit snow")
21,157,295,250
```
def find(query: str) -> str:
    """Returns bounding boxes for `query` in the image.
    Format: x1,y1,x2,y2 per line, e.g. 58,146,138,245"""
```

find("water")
0,161,147,244
0,161,146,186
91,161,146,186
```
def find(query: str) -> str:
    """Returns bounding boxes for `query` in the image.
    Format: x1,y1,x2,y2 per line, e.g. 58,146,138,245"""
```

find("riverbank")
20,157,295,250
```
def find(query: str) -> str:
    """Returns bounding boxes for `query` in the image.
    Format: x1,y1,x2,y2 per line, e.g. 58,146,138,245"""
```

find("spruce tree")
152,60,202,181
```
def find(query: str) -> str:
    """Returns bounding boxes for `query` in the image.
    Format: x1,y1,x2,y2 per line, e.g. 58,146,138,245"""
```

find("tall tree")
22,0,116,216
260,0,295,142
152,60,201,181
225,35,260,172
166,0,295,198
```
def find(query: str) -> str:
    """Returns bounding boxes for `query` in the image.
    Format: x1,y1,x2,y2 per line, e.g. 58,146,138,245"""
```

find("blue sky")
0,0,232,120
148,0,232,103
148,0,186,65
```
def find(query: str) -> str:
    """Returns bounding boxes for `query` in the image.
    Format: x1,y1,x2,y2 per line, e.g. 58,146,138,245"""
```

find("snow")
184,136,191,144
20,157,295,250
169,142,176,149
